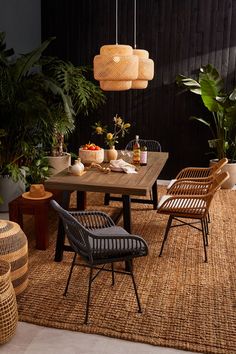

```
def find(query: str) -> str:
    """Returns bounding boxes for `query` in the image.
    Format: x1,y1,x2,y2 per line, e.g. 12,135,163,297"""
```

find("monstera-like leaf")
176,64,236,160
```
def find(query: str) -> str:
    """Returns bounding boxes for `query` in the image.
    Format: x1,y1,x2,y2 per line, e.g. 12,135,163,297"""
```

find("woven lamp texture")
0,220,28,295
100,80,132,91
0,260,18,344
131,49,154,89
93,44,139,91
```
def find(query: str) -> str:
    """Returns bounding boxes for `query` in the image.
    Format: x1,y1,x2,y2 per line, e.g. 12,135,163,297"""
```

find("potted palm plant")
42,57,106,174
176,64,236,188
0,32,106,210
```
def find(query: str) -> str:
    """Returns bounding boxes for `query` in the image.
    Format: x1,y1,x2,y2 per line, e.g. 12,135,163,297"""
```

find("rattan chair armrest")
69,210,115,229
176,166,213,179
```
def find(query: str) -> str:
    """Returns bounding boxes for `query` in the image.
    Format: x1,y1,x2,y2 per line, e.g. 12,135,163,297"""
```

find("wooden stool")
8,191,61,250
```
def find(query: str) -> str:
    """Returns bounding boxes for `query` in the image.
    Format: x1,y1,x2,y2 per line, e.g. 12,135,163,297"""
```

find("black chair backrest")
125,139,161,152
51,200,92,260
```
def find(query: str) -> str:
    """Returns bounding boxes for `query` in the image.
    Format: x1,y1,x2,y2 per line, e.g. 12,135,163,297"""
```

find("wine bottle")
133,135,141,165
140,145,148,166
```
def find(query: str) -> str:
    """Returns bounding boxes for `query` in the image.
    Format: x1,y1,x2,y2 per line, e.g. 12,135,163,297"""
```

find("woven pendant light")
131,49,154,89
93,0,138,91
131,0,154,89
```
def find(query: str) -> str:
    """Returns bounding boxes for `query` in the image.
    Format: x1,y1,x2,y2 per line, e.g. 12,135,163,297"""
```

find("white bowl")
79,148,104,165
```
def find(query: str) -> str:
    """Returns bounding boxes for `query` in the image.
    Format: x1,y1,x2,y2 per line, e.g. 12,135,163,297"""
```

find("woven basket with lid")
0,220,28,295
0,260,18,344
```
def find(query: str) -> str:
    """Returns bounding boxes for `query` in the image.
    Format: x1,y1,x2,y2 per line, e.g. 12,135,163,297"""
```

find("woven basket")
0,220,28,295
0,260,18,344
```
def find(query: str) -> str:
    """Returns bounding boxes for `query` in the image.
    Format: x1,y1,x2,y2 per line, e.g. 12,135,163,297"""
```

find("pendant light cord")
134,0,137,49
116,0,118,44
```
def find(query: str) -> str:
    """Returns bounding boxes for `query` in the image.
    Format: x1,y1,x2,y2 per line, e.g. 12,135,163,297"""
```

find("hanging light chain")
134,0,137,49
116,0,118,45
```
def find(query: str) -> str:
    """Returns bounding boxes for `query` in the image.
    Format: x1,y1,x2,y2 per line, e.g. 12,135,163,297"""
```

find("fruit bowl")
79,144,104,165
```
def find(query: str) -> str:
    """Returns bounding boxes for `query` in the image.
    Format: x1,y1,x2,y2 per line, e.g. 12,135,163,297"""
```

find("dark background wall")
0,0,41,53
42,0,235,178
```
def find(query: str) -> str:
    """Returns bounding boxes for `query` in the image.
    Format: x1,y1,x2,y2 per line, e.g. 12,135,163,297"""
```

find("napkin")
110,159,137,174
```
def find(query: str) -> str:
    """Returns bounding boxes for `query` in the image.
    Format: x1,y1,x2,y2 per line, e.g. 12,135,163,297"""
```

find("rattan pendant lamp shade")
131,0,154,89
93,0,138,91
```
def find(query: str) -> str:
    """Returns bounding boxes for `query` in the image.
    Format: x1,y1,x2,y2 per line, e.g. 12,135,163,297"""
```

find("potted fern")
176,64,236,188
42,57,106,174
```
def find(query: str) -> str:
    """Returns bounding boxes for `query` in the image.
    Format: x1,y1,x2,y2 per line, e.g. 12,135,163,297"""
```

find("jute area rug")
16,187,236,354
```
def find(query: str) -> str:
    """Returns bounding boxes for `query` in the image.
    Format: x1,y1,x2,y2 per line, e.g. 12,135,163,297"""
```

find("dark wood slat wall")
41,0,236,179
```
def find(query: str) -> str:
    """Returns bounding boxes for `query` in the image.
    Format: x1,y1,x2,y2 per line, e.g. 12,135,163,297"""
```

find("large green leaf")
189,116,211,127
176,75,201,94
12,37,55,82
199,64,224,112
229,88,236,101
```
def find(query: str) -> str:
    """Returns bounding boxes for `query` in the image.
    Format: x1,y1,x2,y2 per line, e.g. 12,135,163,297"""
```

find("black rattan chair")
104,139,162,209
51,200,148,324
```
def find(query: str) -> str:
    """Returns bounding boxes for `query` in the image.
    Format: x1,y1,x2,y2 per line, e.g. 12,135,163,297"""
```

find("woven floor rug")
16,187,236,354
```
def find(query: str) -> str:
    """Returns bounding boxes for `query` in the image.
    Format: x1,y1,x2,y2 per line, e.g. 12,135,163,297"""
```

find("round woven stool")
0,259,18,344
0,220,28,295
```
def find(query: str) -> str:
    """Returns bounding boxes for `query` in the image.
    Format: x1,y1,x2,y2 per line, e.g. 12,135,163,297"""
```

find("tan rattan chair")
51,200,148,324
157,171,229,262
167,158,228,190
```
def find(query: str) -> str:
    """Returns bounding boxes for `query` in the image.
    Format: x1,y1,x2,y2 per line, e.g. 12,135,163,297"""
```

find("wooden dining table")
45,151,169,262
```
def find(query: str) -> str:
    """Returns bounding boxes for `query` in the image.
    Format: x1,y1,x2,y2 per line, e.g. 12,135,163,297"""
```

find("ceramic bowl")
79,148,104,165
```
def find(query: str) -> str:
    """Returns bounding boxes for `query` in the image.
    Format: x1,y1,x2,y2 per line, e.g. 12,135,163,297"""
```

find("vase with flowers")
92,114,131,162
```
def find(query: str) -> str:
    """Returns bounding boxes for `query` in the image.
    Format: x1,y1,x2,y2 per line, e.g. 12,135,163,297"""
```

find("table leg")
122,195,131,233
76,191,86,210
152,180,158,210
54,191,71,262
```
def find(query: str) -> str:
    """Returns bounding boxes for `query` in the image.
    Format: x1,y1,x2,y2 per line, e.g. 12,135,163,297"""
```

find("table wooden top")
44,151,168,196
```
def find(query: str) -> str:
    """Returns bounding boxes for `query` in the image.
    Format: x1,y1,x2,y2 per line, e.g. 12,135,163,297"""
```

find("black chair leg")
201,219,208,262
64,253,77,296
204,217,209,236
84,267,93,325
111,262,115,286
207,212,211,223
202,217,209,245
130,268,142,313
159,215,173,257
104,193,110,205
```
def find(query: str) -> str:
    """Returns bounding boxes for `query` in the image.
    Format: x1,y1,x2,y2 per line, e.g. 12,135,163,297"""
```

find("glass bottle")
140,145,148,166
133,135,141,165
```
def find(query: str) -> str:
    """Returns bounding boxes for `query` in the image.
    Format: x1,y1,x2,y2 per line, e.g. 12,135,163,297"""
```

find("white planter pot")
0,176,25,212
47,153,71,176
210,159,236,189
